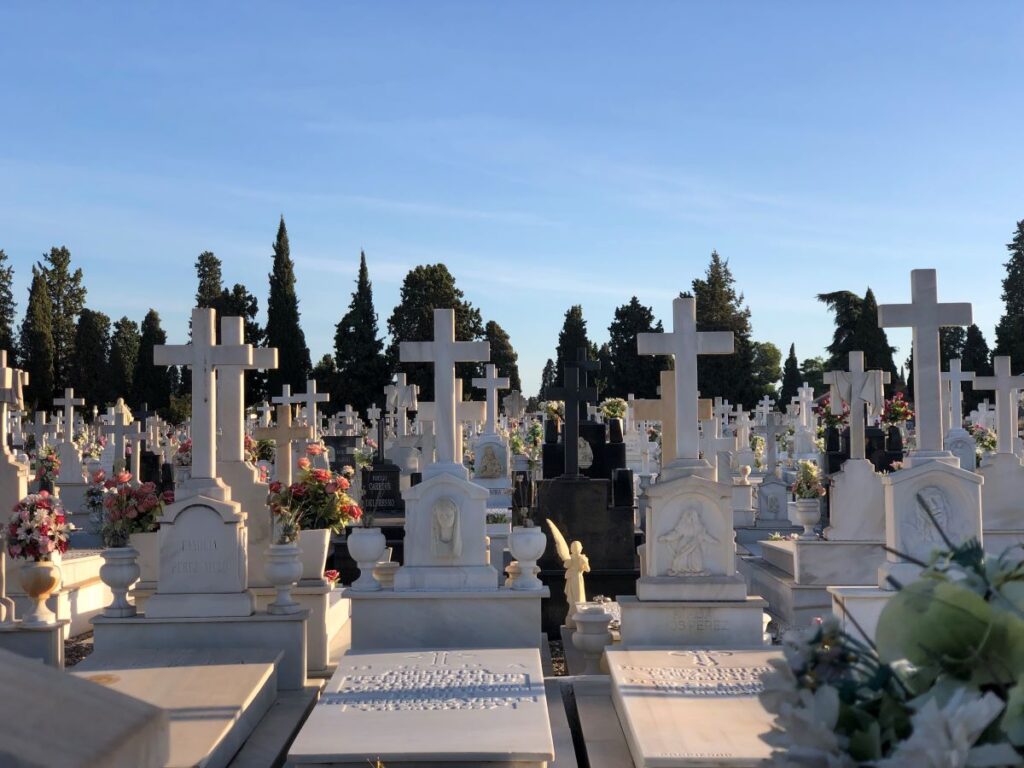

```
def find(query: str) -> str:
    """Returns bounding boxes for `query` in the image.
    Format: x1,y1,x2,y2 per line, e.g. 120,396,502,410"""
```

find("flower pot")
572,605,613,675
297,528,331,583
348,527,386,592
265,543,303,614
789,498,820,539
100,547,140,618
129,531,159,587
18,560,62,626
608,418,624,444
508,526,546,590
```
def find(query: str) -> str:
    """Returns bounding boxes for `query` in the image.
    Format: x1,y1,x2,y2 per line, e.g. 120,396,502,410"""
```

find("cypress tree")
109,317,141,405
856,288,899,382
132,310,172,411
38,246,86,389
818,290,862,370
961,324,993,412
484,320,522,393
779,344,802,407
0,250,16,354
539,359,556,400
553,305,595,386
19,268,55,409
604,296,665,399
334,251,390,414
72,309,112,408
994,220,1024,373
195,251,224,309
265,217,311,396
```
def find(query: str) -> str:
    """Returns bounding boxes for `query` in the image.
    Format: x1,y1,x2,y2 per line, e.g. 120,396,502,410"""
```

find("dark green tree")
334,252,390,415
855,288,899,382
553,305,598,387
750,341,782,400
265,217,312,396
217,283,266,403
386,264,484,401
483,320,522,393
539,359,556,400
72,309,111,408
0,250,16,354
19,268,55,409
994,220,1024,373
38,246,86,389
940,327,967,370
132,310,173,411
195,251,224,309
961,323,993,412
604,296,665,399
779,344,802,407
109,317,140,406
819,287,897,382
801,357,827,398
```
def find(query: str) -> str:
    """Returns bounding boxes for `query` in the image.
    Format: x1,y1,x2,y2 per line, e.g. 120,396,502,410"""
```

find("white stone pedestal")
732,482,755,527
980,453,1024,558
218,459,274,588
755,476,792,528
946,427,978,471
829,585,891,645
824,458,885,541
617,595,767,648
0,620,68,667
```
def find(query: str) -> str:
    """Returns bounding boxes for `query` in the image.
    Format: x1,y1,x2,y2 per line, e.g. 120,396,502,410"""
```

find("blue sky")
1,3,1022,396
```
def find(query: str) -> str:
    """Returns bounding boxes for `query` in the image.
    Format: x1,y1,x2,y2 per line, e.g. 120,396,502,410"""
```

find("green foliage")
780,343,802,407
386,263,484,401
962,324,993,412
750,341,782,400
163,393,191,425
0,250,17,354
194,251,224,309
553,305,597,387
132,309,173,411
539,358,556,400
19,268,55,409
265,216,312,396
334,251,390,415
801,356,827,397
109,317,140,407
484,320,521,392
604,296,666,399
38,246,86,389
311,353,338,407
217,282,266,403
72,309,111,408
995,220,1024,374
819,287,898,382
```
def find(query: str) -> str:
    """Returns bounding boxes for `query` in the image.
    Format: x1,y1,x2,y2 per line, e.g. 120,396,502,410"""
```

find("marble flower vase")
19,559,62,626
297,527,331,584
348,527,386,592
100,546,140,618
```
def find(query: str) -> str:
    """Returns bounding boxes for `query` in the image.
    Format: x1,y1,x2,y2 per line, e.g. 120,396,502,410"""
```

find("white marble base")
91,610,309,690
218,459,275,588
346,588,547,652
0,619,68,667
759,539,885,585
252,584,350,676
980,453,1024,531
617,595,768,648
824,458,885,541
983,529,1024,560
288,648,554,767
608,647,778,768
145,590,256,619
755,477,792,527
636,574,748,602
393,564,499,591
737,555,832,632
829,585,892,645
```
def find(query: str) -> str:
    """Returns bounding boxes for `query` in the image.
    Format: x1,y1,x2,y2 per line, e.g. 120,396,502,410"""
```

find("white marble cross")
823,351,890,461
254,404,312,487
472,364,509,436
637,296,733,470
297,379,329,436
400,308,490,475
941,358,975,434
154,307,253,491
102,400,134,472
972,356,1024,455
340,404,358,435
0,352,25,454
878,269,972,457
366,403,381,434
256,401,273,428
797,383,816,431
272,385,302,421
218,317,278,464
455,379,486,461
502,390,527,420
754,395,775,427
27,411,57,451
699,417,735,481
754,412,788,473
53,388,84,443
125,420,145,479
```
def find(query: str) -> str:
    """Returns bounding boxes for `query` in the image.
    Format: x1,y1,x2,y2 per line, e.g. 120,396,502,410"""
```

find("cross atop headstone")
566,348,599,421
256,401,273,428
796,383,816,431
272,385,301,421
637,296,734,473
699,416,736,481
218,316,278,464
878,269,972,457
125,419,145,479
472,364,510,435
102,399,134,472
942,358,975,433
547,357,599,477
297,379,330,436
754,412,788,474
502,390,527,420
633,370,676,466
366,403,381,433
823,351,890,461
254,404,313,487
390,372,419,437
154,307,253,495
755,395,775,427
972,356,1024,455
400,308,490,476
0,352,26,454
340,404,358,435
27,411,58,451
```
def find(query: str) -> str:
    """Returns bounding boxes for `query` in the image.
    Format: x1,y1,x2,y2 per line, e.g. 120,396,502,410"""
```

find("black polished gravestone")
532,351,638,635
323,434,359,473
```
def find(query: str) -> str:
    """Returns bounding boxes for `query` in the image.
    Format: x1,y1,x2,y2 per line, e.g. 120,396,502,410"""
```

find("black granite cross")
548,348,599,476
375,417,386,464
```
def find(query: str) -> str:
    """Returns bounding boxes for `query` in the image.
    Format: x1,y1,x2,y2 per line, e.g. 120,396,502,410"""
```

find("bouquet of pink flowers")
174,438,192,468
100,471,173,547
35,447,61,484
813,394,849,429
6,491,70,562
882,391,914,426
244,434,259,464
268,458,362,543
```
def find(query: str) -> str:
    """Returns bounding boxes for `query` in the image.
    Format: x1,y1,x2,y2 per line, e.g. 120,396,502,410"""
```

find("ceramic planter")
19,560,62,626
790,498,820,539
348,527,386,592
297,528,331,583
265,543,303,614
100,546,140,617
508,526,546,590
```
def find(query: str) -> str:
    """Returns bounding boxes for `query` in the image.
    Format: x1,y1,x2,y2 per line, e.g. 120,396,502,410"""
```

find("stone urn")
572,605,613,675
265,543,303,614
737,465,752,485
508,526,546,590
789,498,820,539
100,546,140,618
18,560,62,626
129,531,159,588
372,560,400,589
348,527,386,592
297,528,332,583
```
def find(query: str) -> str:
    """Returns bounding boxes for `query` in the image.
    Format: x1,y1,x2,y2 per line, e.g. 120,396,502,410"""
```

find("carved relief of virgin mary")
431,497,462,558
658,503,718,576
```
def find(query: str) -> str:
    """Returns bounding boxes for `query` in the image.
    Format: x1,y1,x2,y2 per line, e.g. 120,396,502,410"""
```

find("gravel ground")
65,631,94,667
548,639,567,676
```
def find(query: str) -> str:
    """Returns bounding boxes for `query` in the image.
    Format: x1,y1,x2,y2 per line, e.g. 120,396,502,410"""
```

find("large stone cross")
633,369,676,466
547,356,599,477
400,308,490,475
272,385,301,421
972,356,1024,455
755,395,775,427
637,296,733,470
454,379,486,462
472,364,509,436
391,372,419,437
502,390,527,420
823,351,890,460
254,404,313,487
878,269,972,456
0,352,25,454
942,358,975,433
754,412,788,474
297,379,330,435
54,388,84,443
218,316,278,464
102,400,134,471
125,420,145,479
796,383,816,431
366,403,381,434
154,307,253,492
27,411,57,451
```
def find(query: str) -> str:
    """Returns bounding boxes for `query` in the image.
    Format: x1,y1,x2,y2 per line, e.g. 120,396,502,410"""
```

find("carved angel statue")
658,505,717,576
546,519,590,621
